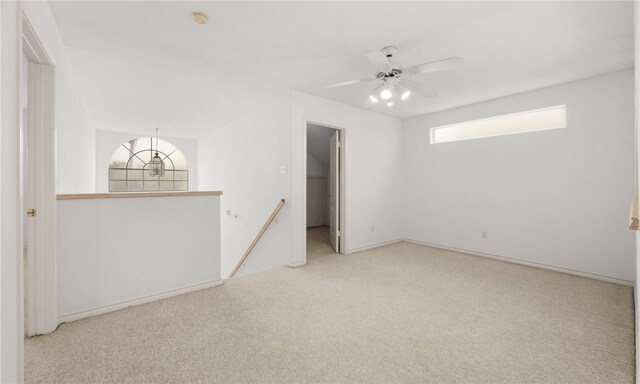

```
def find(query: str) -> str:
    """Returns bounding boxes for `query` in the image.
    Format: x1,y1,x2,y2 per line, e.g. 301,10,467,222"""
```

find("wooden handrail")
228,199,286,278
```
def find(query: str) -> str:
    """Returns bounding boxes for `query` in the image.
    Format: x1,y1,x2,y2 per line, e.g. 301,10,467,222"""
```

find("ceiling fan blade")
403,80,438,99
325,78,373,89
404,57,465,76
364,50,392,73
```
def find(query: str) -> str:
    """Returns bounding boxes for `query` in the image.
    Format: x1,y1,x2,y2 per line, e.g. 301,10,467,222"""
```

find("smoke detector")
192,11,208,25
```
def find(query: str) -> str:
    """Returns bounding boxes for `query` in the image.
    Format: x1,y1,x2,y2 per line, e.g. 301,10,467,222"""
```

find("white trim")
19,11,57,338
429,104,567,144
20,12,55,66
346,239,403,254
634,5,640,383
57,279,223,324
287,261,306,268
404,238,634,287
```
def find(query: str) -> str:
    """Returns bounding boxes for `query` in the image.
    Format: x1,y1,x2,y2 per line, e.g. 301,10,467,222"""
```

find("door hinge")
27,208,36,217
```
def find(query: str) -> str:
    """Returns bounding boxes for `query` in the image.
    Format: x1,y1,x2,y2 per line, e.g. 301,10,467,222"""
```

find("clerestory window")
430,105,567,144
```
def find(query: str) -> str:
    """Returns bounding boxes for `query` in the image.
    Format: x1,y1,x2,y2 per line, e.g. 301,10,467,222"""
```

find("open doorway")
306,123,344,259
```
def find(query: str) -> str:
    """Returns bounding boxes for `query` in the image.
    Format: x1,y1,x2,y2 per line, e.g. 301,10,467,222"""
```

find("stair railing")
228,198,286,278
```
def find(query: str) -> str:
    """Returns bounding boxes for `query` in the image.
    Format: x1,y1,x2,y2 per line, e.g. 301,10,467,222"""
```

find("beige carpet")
307,226,336,259
25,242,634,383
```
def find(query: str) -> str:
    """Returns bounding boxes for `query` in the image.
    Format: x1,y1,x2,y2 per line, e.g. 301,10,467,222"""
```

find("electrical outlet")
371,225,375,232
226,210,231,216
481,231,487,239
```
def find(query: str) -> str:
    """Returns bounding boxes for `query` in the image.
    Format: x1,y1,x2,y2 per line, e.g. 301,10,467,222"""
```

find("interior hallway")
25,242,634,383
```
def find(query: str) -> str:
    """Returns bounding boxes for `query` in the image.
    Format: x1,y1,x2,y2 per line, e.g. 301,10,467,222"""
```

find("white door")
22,57,57,336
23,99,39,337
24,61,39,337
20,54,34,336
329,131,340,252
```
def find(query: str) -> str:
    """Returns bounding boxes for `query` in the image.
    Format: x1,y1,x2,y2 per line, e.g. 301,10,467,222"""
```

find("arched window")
108,137,188,192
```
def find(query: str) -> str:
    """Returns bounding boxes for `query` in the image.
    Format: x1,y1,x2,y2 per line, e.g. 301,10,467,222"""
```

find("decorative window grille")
108,137,188,192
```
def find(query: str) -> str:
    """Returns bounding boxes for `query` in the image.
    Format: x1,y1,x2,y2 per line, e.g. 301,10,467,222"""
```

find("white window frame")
430,104,567,144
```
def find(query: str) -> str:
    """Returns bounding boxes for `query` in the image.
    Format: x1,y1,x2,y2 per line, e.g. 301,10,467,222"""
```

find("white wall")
306,153,330,226
57,195,221,320
292,91,404,263
307,154,328,226
307,137,331,226
307,154,327,177
198,90,404,276
198,93,293,278
95,130,198,192
403,69,636,282
2,3,96,380
21,2,96,194
1,2,21,381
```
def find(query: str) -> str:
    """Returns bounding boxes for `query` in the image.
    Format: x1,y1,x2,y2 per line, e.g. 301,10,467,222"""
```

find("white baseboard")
403,238,634,287
347,238,403,254
288,260,306,268
290,239,403,266
58,279,224,324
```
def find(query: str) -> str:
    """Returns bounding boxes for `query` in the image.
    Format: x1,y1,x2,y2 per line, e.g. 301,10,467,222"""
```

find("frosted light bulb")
380,89,393,100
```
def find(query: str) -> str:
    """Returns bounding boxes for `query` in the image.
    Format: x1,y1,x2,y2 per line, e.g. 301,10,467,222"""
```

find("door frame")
18,5,57,355
302,120,346,262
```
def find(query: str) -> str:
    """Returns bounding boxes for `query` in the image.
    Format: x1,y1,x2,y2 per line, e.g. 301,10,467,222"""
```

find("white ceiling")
49,1,634,139
307,123,337,168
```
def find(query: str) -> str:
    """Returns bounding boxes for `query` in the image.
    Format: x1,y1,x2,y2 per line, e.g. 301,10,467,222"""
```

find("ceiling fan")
326,46,464,107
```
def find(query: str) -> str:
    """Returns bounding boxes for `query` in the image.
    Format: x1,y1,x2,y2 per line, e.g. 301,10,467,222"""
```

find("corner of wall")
1,1,21,381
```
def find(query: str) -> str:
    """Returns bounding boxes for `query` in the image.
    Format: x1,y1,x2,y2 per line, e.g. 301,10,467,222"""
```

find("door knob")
27,208,36,217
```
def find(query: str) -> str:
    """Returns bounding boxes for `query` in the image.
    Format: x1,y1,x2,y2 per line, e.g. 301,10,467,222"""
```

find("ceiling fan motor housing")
377,69,403,80
377,46,402,80
382,45,397,58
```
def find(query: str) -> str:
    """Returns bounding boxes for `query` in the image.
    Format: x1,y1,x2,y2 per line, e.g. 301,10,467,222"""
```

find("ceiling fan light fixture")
326,46,464,110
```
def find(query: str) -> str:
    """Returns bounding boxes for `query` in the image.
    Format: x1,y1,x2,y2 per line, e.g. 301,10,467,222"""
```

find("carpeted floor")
25,242,634,383
306,226,336,259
